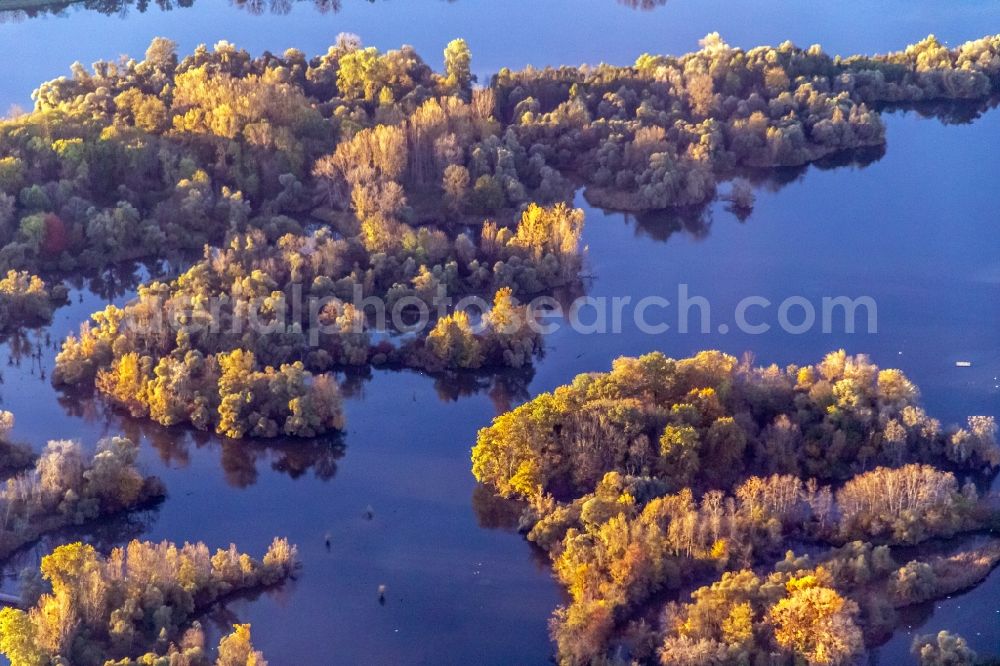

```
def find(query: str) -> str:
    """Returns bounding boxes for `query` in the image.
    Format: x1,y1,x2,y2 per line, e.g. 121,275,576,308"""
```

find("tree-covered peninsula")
471,350,1000,665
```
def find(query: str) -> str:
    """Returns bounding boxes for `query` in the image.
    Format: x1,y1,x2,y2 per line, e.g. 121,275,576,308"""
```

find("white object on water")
956,361,972,368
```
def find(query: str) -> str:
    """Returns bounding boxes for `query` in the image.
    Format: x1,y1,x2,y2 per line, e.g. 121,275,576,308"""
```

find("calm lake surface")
1,2,999,664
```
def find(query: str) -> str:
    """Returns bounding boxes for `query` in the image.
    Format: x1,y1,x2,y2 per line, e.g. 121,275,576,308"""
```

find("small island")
0,429,166,561
0,270,67,334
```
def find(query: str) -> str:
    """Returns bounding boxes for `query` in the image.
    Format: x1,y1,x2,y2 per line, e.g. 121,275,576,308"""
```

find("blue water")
1,2,999,664
4,0,1000,110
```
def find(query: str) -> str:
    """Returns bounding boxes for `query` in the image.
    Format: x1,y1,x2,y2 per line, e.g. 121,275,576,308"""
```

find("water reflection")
625,206,715,243
25,270,548,494
0,0,675,22
873,534,1000,662
0,329,50,378
111,414,349,487
0,498,291,665
57,257,189,302
0,0,192,21
470,484,560,574
880,96,1000,127
431,366,534,413
0,0,667,21
584,143,889,245
52,385,352,487
59,364,532,490
616,0,667,9
230,0,366,15
470,483,522,531
336,362,535,414
582,101,993,249
218,436,346,487
0,507,160,591
51,383,106,424
0,108,994,666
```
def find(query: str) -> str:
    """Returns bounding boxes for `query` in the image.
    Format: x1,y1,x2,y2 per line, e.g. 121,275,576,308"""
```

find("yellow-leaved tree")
767,576,863,665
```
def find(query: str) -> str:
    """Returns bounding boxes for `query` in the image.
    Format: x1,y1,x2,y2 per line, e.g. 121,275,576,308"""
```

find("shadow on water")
46,378,350,488
0,506,160,591
604,142,887,245
879,95,1000,127
600,92,993,249
0,259,185,406
470,484,558,574
335,363,537,415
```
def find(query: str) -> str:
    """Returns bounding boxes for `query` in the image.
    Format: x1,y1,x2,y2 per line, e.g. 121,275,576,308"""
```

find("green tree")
443,38,473,98
472,174,505,213
0,157,25,195
337,47,387,102
659,424,700,487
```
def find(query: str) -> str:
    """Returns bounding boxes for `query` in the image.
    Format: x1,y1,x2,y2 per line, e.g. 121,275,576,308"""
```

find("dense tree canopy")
52,199,584,437
9,33,996,439
2,33,998,273
0,538,294,665
471,350,999,665
473,350,998,502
